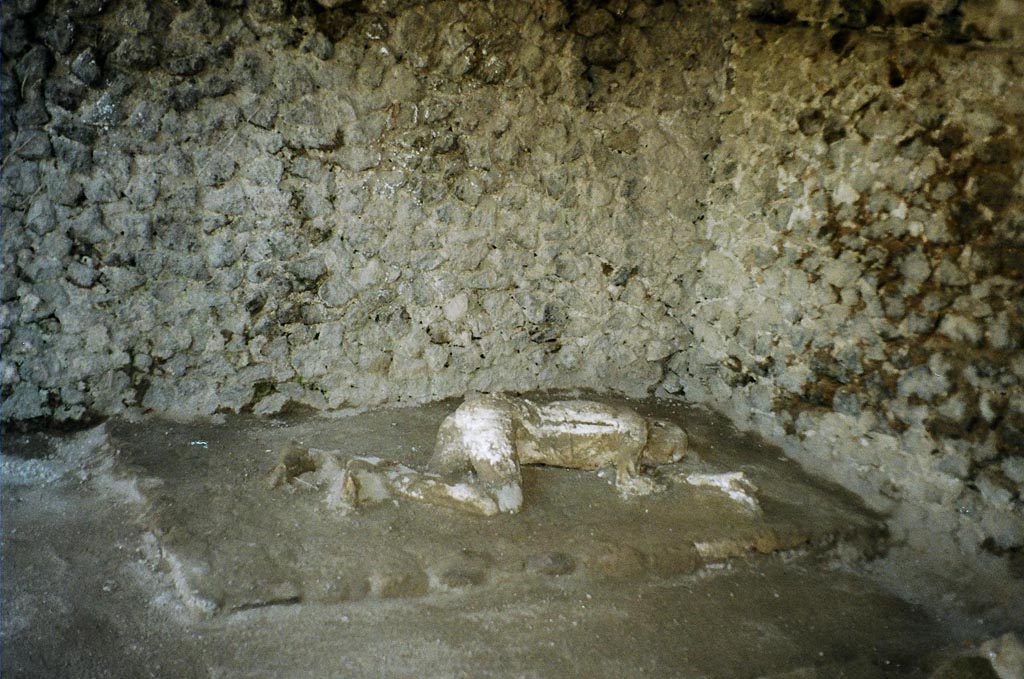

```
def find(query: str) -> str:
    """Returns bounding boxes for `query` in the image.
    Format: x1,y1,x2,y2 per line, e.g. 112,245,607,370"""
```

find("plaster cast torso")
513,398,649,471
430,394,687,499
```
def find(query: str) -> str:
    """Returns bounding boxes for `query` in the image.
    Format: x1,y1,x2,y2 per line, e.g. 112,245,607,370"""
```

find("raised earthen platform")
108,395,883,615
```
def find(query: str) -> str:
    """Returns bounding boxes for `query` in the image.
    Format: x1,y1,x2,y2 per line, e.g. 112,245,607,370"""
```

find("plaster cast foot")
615,473,665,500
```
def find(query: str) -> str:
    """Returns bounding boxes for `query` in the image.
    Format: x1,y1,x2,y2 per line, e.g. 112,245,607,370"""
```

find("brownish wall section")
666,4,1023,572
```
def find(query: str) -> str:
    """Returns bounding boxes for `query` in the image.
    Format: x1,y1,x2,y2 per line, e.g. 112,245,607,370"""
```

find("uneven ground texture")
2,395,1017,678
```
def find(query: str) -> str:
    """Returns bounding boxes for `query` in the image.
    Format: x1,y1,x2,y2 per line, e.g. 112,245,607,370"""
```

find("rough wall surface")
665,2,1024,572
1,0,726,420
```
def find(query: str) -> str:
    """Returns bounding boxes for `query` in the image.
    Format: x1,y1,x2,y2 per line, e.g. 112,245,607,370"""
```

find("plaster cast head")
642,420,689,465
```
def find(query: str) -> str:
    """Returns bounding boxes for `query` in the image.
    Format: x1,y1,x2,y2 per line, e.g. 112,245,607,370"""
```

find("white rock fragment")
938,314,982,345
833,180,859,206
685,472,761,512
443,292,470,323
899,249,932,284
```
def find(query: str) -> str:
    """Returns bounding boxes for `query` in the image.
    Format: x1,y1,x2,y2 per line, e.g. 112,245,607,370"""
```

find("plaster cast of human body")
330,393,692,516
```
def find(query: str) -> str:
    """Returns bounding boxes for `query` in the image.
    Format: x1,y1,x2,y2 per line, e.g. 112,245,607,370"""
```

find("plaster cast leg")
611,418,659,499
430,395,524,513
336,457,502,516
614,451,664,499
270,443,509,516
612,417,691,499
388,471,501,516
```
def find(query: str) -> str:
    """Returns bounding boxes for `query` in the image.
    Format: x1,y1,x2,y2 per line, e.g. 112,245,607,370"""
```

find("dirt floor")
2,394,1021,678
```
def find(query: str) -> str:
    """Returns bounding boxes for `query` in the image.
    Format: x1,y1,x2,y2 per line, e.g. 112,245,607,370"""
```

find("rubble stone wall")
1,0,727,419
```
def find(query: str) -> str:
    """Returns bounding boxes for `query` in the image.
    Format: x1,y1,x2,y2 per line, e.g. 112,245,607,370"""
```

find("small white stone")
833,180,859,206
443,292,469,323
